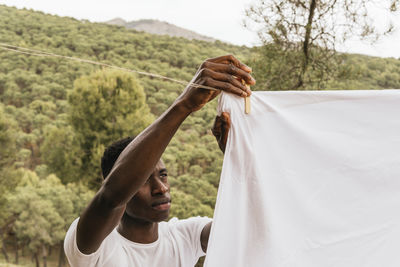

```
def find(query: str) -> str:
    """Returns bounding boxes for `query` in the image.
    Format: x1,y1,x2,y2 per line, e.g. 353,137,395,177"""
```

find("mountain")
105,18,217,43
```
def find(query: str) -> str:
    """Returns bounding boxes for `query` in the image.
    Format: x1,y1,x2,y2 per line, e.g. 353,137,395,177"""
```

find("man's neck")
117,213,159,244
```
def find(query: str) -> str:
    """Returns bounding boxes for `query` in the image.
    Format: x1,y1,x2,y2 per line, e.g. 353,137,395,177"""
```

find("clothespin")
242,80,251,114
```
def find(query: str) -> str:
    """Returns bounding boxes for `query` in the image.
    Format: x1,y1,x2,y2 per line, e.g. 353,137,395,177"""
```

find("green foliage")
4,169,94,262
68,69,154,188
250,46,400,91
7,171,66,252
40,124,83,184
0,104,20,230
169,189,214,218
0,104,16,168
69,70,153,144
170,174,217,208
0,168,23,231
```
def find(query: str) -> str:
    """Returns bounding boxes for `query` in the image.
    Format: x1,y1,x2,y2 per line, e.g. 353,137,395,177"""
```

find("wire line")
0,42,219,91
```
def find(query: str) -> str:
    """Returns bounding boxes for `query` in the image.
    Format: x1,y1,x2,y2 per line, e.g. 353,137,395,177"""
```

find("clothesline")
0,42,219,92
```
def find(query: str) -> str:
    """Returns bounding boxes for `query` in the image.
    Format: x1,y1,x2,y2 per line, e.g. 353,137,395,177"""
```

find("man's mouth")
151,199,171,211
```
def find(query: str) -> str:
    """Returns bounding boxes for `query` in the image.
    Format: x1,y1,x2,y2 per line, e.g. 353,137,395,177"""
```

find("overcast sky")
1,0,399,58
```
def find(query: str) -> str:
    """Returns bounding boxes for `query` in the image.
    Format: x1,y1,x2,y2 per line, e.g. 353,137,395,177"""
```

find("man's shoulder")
159,216,212,260
161,216,212,237
163,216,212,227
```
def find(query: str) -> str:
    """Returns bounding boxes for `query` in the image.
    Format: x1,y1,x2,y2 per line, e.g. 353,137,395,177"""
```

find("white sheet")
205,90,400,267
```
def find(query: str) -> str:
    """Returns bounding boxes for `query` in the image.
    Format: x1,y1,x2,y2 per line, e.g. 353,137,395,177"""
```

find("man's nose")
151,178,169,195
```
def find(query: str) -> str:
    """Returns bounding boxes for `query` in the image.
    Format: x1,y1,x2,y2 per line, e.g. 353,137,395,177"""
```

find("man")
64,55,255,266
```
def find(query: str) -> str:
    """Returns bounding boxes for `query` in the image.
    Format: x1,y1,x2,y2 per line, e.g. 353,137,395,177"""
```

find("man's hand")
177,55,255,113
212,112,231,153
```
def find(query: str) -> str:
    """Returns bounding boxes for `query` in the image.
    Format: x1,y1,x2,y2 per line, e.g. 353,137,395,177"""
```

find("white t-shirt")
64,216,212,267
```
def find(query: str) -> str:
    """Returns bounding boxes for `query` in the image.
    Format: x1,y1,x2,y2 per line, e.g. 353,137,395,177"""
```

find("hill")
105,18,217,42
0,3,252,210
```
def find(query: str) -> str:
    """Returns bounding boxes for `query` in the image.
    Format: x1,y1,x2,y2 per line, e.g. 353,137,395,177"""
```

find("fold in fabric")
205,90,400,267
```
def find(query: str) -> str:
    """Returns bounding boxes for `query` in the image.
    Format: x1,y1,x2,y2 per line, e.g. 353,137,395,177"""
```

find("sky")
1,0,400,58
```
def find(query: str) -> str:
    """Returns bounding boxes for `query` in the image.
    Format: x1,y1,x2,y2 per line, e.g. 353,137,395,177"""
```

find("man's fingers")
202,61,256,86
202,77,247,97
211,112,231,153
220,112,231,148
216,112,230,153
202,68,252,96
221,112,231,125
212,116,222,138
207,55,252,73
182,54,252,112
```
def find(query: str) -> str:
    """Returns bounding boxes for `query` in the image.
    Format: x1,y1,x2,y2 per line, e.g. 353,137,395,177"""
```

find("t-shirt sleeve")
64,218,117,267
171,216,212,258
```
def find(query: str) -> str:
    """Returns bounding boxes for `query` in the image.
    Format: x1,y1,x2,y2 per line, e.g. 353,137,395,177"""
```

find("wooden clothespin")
242,80,251,114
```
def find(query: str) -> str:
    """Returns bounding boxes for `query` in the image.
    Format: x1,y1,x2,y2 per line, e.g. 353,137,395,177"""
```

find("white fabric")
64,216,211,267
205,90,400,267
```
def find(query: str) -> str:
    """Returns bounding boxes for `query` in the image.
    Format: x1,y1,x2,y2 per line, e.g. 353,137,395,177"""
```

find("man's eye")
160,173,168,178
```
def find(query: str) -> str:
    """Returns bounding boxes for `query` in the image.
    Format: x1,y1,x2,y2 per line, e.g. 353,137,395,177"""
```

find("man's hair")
101,136,134,179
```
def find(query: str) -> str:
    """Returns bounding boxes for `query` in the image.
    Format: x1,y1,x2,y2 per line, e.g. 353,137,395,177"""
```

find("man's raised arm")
75,55,255,254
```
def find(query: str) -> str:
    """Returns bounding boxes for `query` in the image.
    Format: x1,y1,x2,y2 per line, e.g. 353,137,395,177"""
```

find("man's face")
125,160,171,223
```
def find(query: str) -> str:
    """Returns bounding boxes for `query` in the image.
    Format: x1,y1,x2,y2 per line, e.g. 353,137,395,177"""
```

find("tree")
170,174,217,208
5,169,94,267
0,104,19,263
245,0,399,90
169,189,214,219
7,171,65,267
68,69,154,188
0,103,16,169
40,124,83,184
